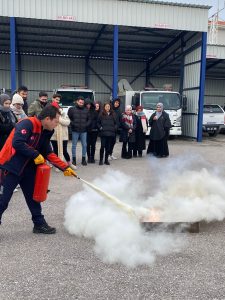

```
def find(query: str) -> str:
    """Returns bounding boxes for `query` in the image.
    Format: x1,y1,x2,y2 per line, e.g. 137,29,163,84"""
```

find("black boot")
90,157,95,163
33,222,56,234
72,157,76,165
104,154,110,165
87,156,92,163
99,150,104,165
82,157,87,166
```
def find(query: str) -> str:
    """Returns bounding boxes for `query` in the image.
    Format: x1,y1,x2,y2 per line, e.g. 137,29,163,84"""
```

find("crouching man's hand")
63,167,77,177
34,154,45,165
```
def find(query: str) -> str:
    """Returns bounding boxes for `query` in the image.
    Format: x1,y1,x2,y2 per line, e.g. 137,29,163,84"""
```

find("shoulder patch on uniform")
21,129,27,135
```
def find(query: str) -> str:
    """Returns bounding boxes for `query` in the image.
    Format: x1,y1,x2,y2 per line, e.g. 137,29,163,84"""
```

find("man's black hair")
38,105,60,120
39,91,48,98
52,93,62,99
76,95,85,101
17,86,28,93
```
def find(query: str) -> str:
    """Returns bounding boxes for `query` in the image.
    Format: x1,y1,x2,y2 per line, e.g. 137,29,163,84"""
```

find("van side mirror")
182,95,187,111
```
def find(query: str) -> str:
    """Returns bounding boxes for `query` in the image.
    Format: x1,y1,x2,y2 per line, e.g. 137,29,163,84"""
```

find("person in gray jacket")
68,96,90,166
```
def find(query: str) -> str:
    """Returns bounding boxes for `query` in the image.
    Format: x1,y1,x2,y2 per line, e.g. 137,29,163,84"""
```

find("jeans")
71,132,87,158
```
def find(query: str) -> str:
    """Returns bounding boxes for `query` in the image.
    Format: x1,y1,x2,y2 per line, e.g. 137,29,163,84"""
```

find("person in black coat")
108,98,122,160
133,106,148,157
147,103,171,158
120,105,137,159
68,96,91,166
0,94,17,150
97,103,117,165
87,101,101,163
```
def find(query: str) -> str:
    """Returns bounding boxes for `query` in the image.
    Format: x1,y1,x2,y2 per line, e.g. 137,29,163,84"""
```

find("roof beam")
87,25,107,57
206,59,224,71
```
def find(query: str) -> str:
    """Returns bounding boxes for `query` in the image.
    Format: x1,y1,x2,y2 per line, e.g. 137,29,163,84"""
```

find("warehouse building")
0,0,214,141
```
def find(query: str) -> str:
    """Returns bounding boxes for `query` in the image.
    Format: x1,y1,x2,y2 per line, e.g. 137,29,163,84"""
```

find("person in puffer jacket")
68,96,91,166
97,102,117,166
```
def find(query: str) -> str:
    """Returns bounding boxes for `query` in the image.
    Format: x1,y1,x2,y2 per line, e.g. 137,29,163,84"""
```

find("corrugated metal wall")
0,53,146,102
204,78,225,107
182,33,202,138
207,45,225,59
0,0,209,32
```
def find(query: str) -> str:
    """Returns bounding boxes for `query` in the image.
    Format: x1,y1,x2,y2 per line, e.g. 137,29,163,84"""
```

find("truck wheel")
208,131,218,137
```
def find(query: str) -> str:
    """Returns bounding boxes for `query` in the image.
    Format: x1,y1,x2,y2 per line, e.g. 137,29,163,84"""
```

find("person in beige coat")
51,94,77,170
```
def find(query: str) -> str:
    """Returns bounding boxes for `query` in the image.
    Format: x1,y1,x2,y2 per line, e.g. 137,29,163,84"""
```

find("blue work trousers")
0,166,45,225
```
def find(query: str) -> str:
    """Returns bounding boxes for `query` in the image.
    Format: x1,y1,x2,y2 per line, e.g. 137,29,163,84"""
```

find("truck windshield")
141,92,181,110
57,91,94,106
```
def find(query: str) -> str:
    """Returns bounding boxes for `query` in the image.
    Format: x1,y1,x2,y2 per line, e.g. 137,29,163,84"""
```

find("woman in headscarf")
147,102,171,158
10,94,27,121
133,105,148,157
120,105,137,159
0,94,17,150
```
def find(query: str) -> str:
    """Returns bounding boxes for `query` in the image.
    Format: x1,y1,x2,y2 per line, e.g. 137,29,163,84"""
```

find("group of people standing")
0,87,172,171
0,85,171,235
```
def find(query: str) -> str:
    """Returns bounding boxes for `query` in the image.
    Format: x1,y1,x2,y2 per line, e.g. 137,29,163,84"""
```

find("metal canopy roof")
120,0,211,9
0,16,183,61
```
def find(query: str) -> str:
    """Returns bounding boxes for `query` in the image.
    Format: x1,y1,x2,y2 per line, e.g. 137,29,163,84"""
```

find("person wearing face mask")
0,94,17,151
120,105,137,159
147,102,171,158
28,91,49,117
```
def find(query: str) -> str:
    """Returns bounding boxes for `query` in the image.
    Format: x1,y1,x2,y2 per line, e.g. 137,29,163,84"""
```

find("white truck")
203,104,225,137
121,89,186,136
54,85,95,114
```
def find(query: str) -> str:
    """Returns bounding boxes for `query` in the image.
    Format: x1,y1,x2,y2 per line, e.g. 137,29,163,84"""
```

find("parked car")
203,104,225,137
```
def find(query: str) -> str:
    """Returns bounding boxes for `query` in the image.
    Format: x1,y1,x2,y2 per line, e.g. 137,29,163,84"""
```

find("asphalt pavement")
1,134,225,300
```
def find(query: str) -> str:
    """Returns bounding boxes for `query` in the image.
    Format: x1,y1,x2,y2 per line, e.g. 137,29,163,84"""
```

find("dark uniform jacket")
68,105,90,133
0,117,68,176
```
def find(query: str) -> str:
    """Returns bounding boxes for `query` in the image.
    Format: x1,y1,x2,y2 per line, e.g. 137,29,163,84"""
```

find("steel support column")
10,17,16,92
113,25,118,100
85,57,89,88
197,32,207,142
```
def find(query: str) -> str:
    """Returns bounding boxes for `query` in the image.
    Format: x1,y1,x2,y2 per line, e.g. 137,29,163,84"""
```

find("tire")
208,131,218,137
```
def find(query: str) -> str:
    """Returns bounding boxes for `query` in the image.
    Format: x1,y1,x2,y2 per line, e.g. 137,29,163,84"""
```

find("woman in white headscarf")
147,102,171,157
120,105,137,159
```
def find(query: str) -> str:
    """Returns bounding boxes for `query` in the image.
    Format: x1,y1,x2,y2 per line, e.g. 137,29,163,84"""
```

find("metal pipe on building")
197,32,207,142
113,25,119,99
10,17,16,92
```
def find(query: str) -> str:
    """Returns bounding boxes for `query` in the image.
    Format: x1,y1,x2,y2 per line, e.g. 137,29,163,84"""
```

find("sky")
156,0,225,20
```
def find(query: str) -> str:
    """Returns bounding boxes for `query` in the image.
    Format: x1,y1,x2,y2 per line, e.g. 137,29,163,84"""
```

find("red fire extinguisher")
33,163,51,202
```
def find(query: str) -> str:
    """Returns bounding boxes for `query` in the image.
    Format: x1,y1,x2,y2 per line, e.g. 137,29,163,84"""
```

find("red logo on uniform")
21,129,27,135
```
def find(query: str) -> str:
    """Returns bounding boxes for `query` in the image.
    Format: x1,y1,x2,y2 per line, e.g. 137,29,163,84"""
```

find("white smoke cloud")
64,156,225,267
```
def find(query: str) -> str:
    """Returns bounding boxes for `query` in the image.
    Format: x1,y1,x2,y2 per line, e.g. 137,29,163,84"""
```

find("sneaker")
55,168,60,173
33,223,56,234
108,155,112,161
69,163,77,170
111,154,117,160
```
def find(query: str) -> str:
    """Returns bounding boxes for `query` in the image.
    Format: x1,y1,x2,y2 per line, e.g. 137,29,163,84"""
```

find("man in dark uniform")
0,105,76,234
